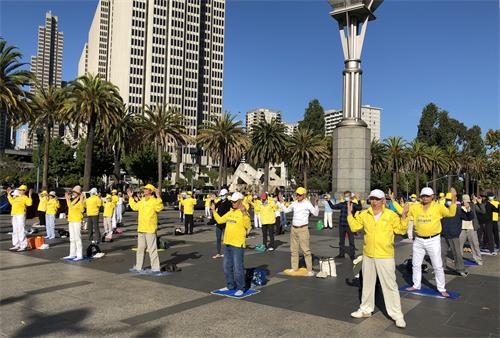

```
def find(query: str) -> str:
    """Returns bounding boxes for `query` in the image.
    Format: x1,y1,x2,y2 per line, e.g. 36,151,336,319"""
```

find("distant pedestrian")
103,194,115,239
37,190,48,227
251,194,262,229
483,192,499,255
181,191,197,235
6,185,32,251
116,192,124,225
111,189,119,229
86,188,102,244
322,194,334,229
260,192,277,251
64,185,86,261
45,191,60,240
204,194,212,218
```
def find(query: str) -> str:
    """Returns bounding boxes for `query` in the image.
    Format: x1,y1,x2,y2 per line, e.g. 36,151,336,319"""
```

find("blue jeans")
223,245,245,291
280,212,287,227
216,226,224,254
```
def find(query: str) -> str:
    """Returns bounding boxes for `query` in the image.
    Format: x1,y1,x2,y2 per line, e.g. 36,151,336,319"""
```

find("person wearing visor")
6,185,33,251
211,192,251,296
65,185,86,261
401,187,457,297
212,188,232,259
128,184,164,275
347,189,407,328
279,187,319,276
438,192,446,205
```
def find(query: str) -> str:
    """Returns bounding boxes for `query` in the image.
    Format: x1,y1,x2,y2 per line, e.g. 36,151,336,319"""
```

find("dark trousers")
494,222,499,249
477,222,486,246
484,222,496,252
223,245,245,291
339,226,355,257
87,215,100,243
275,216,282,235
216,226,225,254
39,211,46,226
184,214,194,234
262,223,275,249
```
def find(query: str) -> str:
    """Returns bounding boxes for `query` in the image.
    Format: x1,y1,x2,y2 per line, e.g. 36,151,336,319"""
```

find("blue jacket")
441,202,462,239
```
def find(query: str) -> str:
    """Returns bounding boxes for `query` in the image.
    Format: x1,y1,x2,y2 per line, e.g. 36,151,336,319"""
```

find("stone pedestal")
331,125,371,196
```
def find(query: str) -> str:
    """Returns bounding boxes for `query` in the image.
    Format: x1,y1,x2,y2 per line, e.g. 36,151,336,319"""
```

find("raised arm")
391,211,408,235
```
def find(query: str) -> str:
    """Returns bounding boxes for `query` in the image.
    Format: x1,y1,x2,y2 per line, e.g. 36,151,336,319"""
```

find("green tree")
0,39,33,123
370,139,388,174
36,137,78,188
287,128,329,189
248,119,288,192
384,136,406,196
406,140,429,194
463,125,485,155
62,73,122,190
123,144,172,185
298,99,325,135
141,104,190,192
434,111,466,148
29,85,66,190
427,145,448,193
444,145,460,190
75,138,114,183
197,112,249,189
416,103,439,144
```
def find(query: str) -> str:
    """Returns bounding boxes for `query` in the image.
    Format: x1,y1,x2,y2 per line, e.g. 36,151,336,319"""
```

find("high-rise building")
246,108,282,132
79,0,225,167
325,105,381,140
16,128,29,150
283,122,298,136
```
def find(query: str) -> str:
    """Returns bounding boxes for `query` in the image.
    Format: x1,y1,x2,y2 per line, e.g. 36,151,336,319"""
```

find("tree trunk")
303,167,308,190
42,124,50,191
157,144,163,192
222,155,228,187
415,169,420,194
176,145,182,185
447,174,452,191
432,170,437,194
392,171,398,196
465,173,470,195
113,146,121,184
83,116,96,191
217,148,224,190
476,179,480,196
263,162,270,192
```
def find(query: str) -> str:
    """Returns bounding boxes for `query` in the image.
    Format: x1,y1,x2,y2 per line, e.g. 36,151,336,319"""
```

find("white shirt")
280,200,319,226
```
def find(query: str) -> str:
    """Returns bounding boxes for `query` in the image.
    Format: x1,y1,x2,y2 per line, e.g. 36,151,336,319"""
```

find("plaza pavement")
0,208,499,337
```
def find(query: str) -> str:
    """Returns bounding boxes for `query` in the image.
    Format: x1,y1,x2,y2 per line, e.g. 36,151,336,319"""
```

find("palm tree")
469,155,487,196
63,73,122,190
287,128,330,189
141,104,190,191
370,139,388,174
0,39,33,123
427,145,448,193
444,145,460,190
384,136,407,196
406,140,430,193
197,112,249,189
29,85,66,190
248,119,289,192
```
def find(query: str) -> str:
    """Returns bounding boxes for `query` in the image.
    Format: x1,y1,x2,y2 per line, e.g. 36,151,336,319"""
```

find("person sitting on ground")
212,192,251,296
212,189,231,259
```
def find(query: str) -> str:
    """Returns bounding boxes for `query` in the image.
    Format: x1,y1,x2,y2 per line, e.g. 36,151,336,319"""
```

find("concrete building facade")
325,105,381,140
283,122,298,136
246,108,282,132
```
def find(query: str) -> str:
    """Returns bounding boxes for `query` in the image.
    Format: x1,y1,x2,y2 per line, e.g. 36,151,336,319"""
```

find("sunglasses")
369,197,382,201
420,195,432,198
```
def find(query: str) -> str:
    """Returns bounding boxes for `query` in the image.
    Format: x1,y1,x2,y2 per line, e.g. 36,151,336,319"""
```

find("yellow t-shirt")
103,201,115,217
37,197,48,212
214,208,251,248
181,197,197,215
405,201,457,237
86,195,102,216
8,195,33,215
251,199,262,214
67,198,85,223
46,198,60,215
129,196,164,233
260,201,278,225
204,197,212,207
112,195,119,204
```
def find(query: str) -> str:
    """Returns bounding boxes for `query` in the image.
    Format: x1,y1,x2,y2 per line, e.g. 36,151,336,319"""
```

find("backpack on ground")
86,243,101,258
57,229,69,238
174,228,184,236
157,236,168,249
319,257,337,277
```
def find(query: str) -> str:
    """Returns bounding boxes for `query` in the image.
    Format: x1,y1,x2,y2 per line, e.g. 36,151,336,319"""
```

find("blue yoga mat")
399,285,459,299
463,258,479,266
62,256,91,262
211,288,260,299
136,269,172,276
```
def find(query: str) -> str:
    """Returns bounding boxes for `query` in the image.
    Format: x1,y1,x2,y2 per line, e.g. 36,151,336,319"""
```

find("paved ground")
0,209,499,337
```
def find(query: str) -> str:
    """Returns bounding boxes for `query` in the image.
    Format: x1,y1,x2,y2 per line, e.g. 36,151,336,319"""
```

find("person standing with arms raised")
279,187,319,276
6,185,32,251
86,188,102,244
181,191,197,235
212,189,231,259
65,185,86,261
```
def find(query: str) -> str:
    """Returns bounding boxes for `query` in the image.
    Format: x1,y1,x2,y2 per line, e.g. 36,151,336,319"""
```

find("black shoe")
349,255,355,261
335,254,345,259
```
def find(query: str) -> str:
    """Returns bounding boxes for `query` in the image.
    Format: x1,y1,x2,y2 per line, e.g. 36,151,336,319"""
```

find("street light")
35,128,44,193
426,174,464,187
189,147,199,192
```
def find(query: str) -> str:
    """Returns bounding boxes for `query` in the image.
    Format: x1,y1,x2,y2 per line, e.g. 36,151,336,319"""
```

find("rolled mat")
278,267,309,276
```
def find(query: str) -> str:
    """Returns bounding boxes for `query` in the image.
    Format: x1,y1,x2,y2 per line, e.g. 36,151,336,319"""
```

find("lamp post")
189,147,199,192
35,128,44,193
426,174,464,188
328,0,383,196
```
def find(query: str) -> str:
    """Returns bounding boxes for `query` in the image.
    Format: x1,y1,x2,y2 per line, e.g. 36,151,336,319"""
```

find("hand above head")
127,189,133,198
402,203,410,216
347,201,353,214
6,187,12,194
449,187,457,201
155,188,161,197
388,190,395,201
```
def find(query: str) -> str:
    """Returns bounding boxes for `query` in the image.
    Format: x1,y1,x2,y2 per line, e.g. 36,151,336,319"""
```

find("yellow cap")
143,184,156,191
112,189,118,193
295,187,307,195
17,185,27,191
439,192,445,197
445,192,452,199
410,194,417,198
106,194,112,199
187,191,193,195
41,190,48,195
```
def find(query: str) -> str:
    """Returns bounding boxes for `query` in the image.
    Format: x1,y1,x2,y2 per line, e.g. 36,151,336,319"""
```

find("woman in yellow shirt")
6,185,32,251
103,194,115,240
45,191,60,240
64,185,85,261
37,190,48,227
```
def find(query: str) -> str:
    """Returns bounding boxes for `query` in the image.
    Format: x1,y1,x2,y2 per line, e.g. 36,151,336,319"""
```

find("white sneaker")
395,318,406,328
306,271,315,277
9,246,19,251
285,269,297,274
63,255,76,260
268,247,274,251
234,290,244,297
218,287,230,291
72,257,84,262
477,261,483,266
351,309,372,318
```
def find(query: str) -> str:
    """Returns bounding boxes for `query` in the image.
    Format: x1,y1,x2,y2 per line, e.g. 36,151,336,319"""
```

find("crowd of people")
4,182,499,329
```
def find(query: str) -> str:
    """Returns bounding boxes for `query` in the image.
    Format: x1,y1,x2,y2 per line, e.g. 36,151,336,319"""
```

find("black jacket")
485,201,499,223
441,202,462,239
215,199,232,229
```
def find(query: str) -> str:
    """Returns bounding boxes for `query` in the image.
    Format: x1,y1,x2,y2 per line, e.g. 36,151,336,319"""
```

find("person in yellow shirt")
6,185,33,251
347,189,407,328
37,190,48,227
401,187,457,298
251,195,262,229
181,192,197,235
86,188,102,244
211,191,251,296
203,194,212,218
178,193,185,221
127,184,164,275
103,194,115,240
259,192,278,250
45,191,60,240
111,189,119,229
64,185,86,261
438,192,446,205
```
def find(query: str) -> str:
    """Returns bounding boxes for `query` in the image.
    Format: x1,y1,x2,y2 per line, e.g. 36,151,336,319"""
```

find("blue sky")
1,0,498,139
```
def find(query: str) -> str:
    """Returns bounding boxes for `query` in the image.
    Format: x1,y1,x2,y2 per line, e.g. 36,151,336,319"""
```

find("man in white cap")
212,188,231,259
347,189,407,328
211,191,251,296
65,185,86,261
6,185,33,251
401,187,457,297
86,188,102,244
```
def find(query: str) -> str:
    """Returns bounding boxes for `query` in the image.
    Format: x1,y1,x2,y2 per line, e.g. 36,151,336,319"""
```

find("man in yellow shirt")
64,185,86,261
438,192,446,205
45,191,60,240
211,191,251,296
103,194,115,240
260,192,278,251
37,190,48,228
402,187,457,297
6,185,33,251
347,189,407,328
181,192,197,235
86,188,102,244
128,184,164,275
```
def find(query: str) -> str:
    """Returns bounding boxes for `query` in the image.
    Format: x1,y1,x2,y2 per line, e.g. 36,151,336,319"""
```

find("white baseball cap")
420,187,434,196
368,189,385,199
229,192,244,202
219,188,228,196
90,188,98,195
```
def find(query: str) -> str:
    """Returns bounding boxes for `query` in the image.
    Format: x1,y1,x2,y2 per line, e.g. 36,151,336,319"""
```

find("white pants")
68,222,83,258
12,214,27,249
360,256,404,321
111,209,117,229
324,212,333,228
205,206,211,218
45,214,56,239
254,214,261,228
116,204,123,223
412,235,446,292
